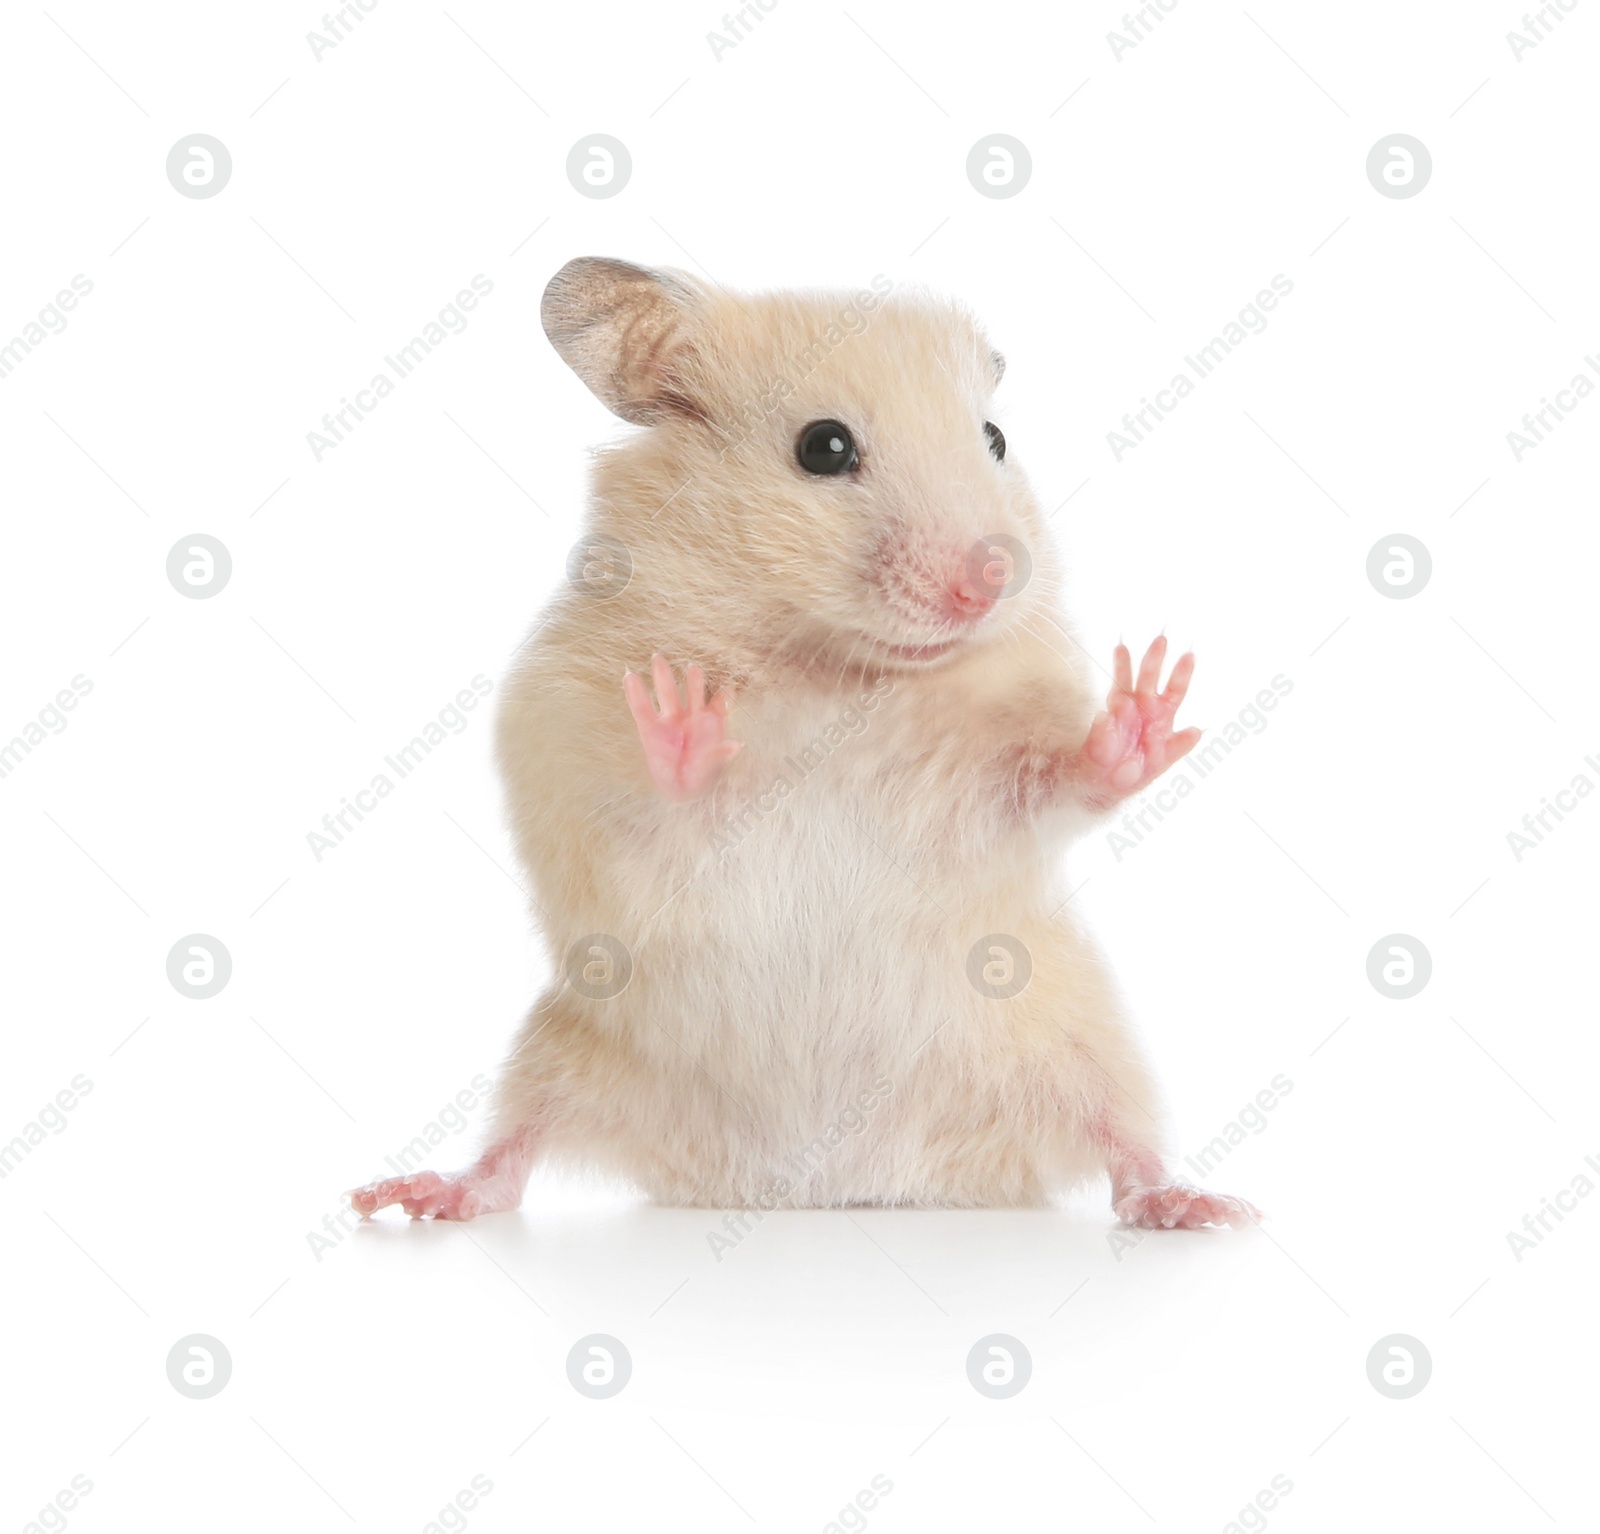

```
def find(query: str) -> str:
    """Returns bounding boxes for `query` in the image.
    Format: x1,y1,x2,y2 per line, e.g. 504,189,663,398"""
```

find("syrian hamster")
349,257,1259,1232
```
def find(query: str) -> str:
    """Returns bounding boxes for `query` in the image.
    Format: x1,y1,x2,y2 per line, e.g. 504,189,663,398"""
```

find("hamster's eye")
797,419,858,476
984,422,1006,462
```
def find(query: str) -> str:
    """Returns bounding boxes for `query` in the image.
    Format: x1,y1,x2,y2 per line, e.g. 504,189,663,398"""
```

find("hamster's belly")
549,775,1086,1206
623,775,1019,1064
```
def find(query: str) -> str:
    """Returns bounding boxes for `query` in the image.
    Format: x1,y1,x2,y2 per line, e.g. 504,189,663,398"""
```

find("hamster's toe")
347,1170,481,1221
1114,1184,1262,1231
347,1132,535,1222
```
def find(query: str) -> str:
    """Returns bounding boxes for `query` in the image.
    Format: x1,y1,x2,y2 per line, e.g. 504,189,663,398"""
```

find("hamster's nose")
946,573,996,621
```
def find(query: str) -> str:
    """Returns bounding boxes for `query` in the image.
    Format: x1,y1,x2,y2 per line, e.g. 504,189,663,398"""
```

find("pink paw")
623,655,741,802
347,1132,534,1222
346,1171,488,1221
1079,636,1200,804
1115,1184,1261,1231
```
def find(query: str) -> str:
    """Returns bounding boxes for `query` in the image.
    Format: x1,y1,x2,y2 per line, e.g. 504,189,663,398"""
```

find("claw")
1134,634,1167,693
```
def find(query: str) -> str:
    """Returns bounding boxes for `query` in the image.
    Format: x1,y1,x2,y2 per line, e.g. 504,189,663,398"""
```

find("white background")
3,2,1597,1530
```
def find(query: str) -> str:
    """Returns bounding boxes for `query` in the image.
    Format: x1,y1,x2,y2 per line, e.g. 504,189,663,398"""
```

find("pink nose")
946,575,995,620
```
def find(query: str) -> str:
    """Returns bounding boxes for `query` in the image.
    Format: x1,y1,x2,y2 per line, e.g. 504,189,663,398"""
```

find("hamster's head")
541,256,1054,674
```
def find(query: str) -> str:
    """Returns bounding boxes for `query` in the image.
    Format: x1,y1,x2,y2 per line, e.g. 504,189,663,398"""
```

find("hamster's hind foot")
1114,1184,1261,1231
346,1130,536,1222
346,1169,494,1221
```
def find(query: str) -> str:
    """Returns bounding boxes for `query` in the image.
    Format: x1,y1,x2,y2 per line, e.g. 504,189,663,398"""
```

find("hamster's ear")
540,256,706,424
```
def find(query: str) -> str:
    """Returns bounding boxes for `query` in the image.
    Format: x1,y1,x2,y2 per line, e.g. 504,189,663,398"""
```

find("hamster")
348,256,1260,1231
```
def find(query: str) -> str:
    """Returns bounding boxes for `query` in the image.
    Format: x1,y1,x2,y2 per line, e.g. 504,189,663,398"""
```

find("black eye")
984,421,1006,462
797,419,858,476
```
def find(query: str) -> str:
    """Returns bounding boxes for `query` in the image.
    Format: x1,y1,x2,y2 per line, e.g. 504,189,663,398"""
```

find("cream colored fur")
486,259,1169,1209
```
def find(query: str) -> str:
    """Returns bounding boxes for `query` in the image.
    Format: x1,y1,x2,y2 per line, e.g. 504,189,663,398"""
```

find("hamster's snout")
860,534,1008,666
945,570,996,622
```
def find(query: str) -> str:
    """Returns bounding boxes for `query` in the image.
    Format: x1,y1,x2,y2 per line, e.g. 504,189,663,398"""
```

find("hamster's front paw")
1077,635,1201,805
1114,1184,1262,1231
623,654,742,802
